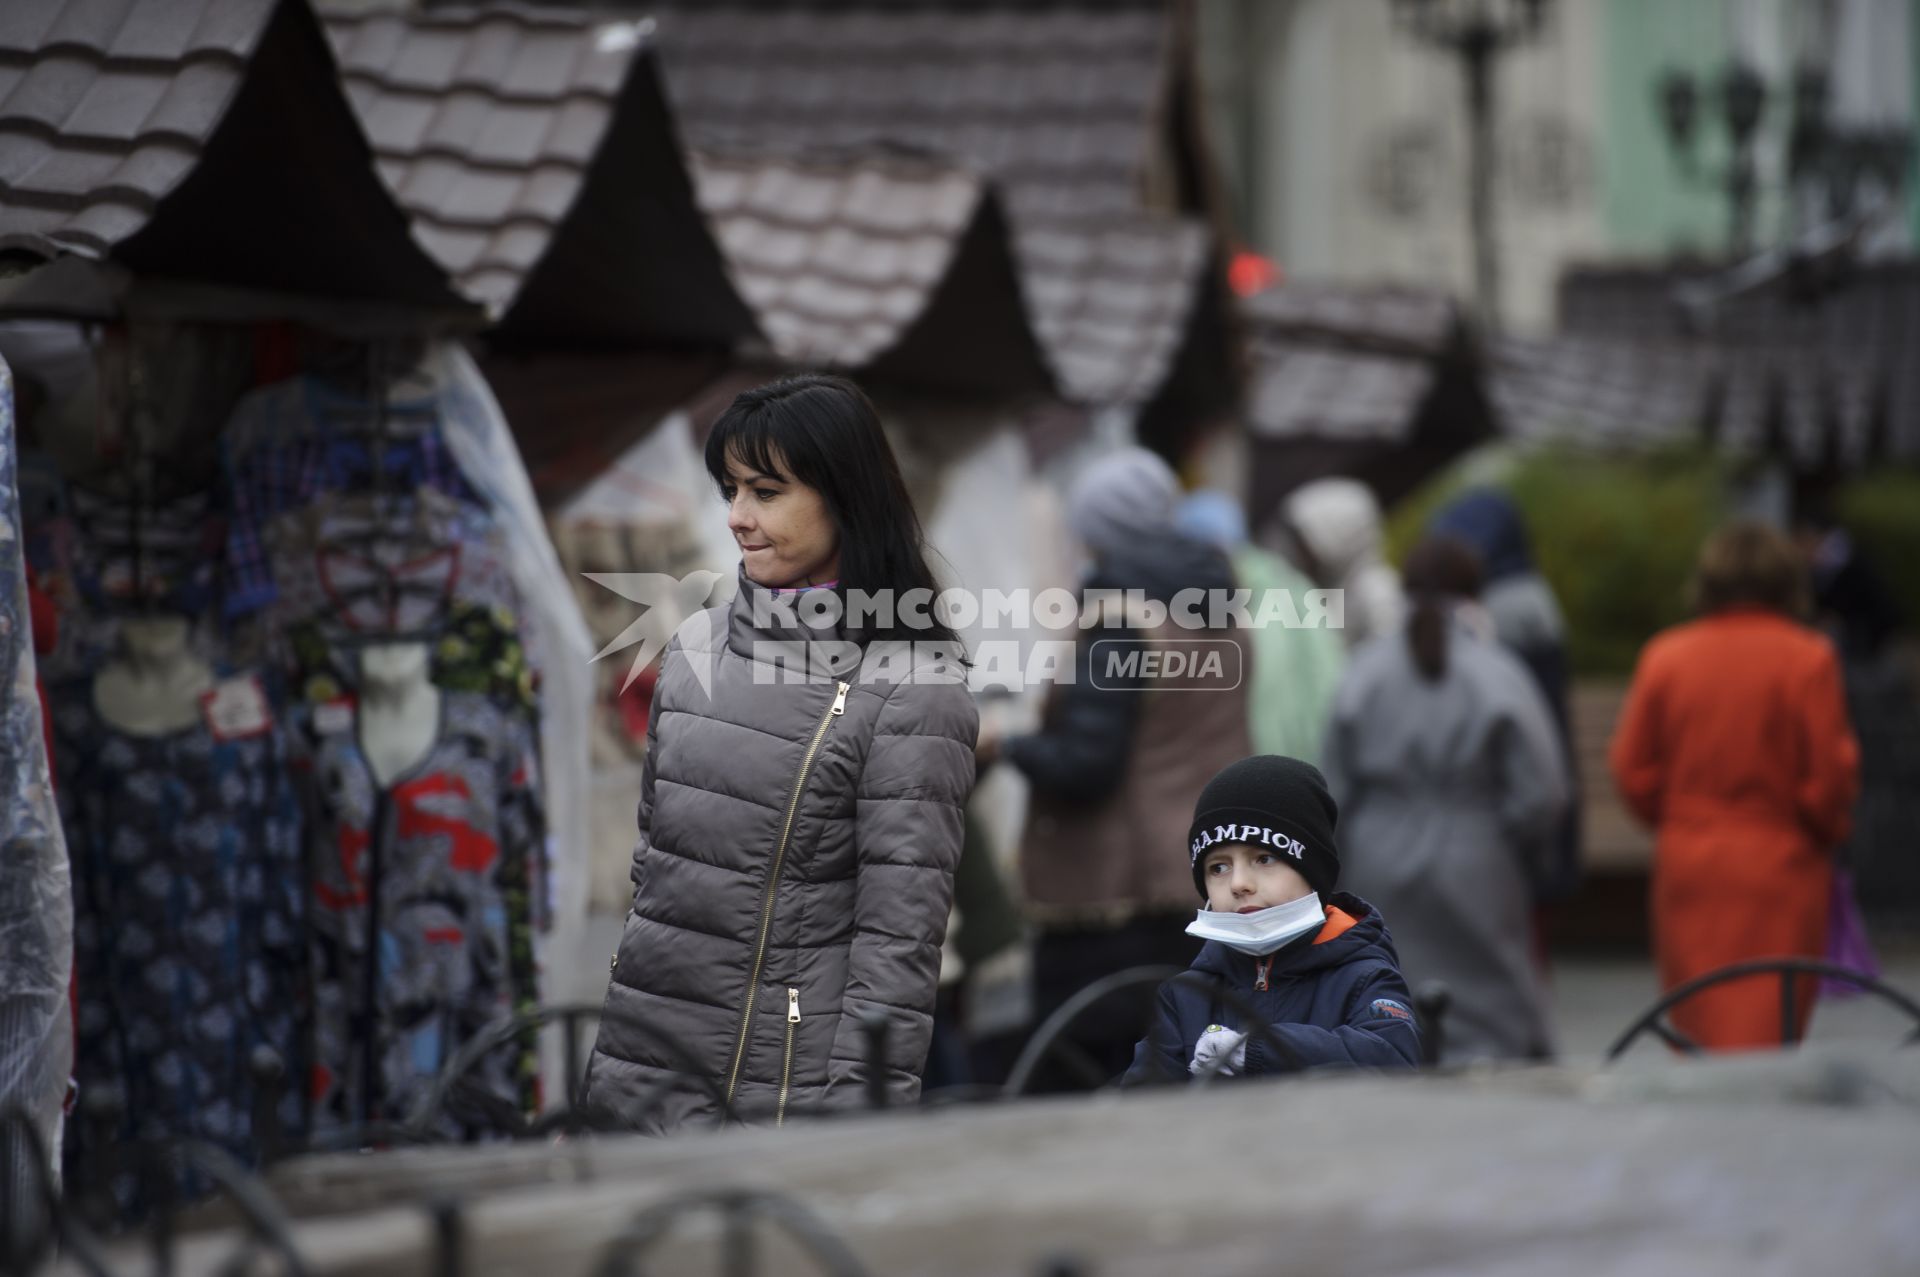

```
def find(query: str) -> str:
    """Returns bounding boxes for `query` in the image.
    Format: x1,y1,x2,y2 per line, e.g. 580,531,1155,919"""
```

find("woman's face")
722,447,841,589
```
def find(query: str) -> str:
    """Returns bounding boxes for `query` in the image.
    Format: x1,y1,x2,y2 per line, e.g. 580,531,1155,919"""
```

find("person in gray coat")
1321,535,1568,1063
583,375,978,1133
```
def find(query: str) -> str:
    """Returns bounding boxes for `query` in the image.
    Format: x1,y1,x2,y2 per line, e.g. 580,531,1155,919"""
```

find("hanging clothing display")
10,324,577,1186
52,669,306,1206
0,354,74,1224
33,486,225,680
285,601,536,719
291,691,544,1139
218,374,478,619
261,487,537,713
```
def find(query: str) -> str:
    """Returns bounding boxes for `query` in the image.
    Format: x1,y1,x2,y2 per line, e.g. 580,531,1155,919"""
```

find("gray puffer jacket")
583,575,977,1133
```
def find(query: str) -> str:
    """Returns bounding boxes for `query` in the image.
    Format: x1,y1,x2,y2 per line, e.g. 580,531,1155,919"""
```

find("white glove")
1189,1025,1249,1078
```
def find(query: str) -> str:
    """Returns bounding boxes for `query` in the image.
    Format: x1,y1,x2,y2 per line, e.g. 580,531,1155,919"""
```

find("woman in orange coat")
1610,521,1860,1050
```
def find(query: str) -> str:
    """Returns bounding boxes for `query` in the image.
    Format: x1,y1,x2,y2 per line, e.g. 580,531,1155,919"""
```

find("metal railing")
1604,956,1920,1060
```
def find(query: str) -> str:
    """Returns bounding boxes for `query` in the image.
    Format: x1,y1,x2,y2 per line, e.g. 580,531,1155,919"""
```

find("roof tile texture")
0,0,268,256
650,3,1209,405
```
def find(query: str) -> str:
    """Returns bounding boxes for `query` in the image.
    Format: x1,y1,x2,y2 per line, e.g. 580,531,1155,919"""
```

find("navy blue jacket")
1123,893,1421,1083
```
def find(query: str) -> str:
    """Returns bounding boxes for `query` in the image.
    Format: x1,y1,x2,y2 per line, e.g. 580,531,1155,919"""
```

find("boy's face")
1201,843,1314,914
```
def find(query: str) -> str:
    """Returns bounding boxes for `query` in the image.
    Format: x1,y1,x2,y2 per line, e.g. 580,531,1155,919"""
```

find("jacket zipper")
1254,956,1273,993
724,680,849,1110
777,987,801,1126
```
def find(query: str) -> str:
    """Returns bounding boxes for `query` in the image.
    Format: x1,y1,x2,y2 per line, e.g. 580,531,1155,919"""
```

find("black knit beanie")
1187,756,1340,900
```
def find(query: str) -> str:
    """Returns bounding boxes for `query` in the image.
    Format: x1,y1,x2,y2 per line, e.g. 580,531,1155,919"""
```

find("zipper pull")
1254,958,1271,992
787,987,801,1023
830,682,849,716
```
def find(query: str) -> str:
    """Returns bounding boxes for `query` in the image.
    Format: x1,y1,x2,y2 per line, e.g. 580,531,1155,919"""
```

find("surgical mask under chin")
1186,893,1325,957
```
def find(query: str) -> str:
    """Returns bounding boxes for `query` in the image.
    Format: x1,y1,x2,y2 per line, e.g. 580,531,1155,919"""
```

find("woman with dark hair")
1611,521,1859,1050
1322,534,1568,1062
583,374,977,1132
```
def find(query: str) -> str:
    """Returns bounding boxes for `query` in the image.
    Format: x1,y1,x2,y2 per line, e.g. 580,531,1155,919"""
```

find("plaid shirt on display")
221,380,477,618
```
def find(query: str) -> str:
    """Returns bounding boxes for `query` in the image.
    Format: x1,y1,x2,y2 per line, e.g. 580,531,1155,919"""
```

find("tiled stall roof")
1017,215,1211,405
1241,283,1472,442
1246,344,1434,443
1242,282,1465,358
324,3,756,346
0,0,468,311
1528,265,1920,466
655,4,1171,225
1489,336,1717,452
649,3,1224,407
1242,280,1494,519
692,146,1051,394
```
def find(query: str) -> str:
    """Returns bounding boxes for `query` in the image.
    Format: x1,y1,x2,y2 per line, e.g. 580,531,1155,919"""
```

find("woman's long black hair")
1402,534,1484,682
704,373,963,650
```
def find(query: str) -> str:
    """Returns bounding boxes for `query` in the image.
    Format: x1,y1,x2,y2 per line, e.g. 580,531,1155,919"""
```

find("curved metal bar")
1648,1018,1704,1056
1604,957,1920,1061
1002,966,1310,1098
591,1187,872,1277
404,1003,591,1138
1002,965,1181,1097
0,1107,115,1277
118,1137,311,1277
406,1003,735,1139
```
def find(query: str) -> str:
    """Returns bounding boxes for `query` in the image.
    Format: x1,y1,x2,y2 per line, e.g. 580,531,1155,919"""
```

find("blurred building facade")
1198,0,1920,333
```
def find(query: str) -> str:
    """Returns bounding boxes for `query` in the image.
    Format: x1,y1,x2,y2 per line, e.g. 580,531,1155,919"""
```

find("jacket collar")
726,566,862,679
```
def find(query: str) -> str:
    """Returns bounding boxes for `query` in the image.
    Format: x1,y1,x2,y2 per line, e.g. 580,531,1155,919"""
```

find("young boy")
1125,755,1421,1082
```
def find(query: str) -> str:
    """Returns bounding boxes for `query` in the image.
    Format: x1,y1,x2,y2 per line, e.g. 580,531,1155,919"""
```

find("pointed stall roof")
691,145,1052,396
323,3,758,349
0,0,471,318
648,2,1231,413
1242,282,1496,515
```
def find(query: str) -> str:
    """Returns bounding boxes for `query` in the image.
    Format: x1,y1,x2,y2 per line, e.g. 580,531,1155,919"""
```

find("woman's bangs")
704,407,787,487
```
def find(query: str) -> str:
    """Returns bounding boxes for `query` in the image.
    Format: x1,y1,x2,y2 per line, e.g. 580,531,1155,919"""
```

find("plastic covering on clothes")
552,410,736,913
429,343,596,1013
0,355,74,1199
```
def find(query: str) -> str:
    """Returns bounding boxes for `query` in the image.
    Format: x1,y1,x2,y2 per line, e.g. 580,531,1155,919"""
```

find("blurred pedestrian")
1610,521,1859,1050
1323,536,1567,1062
1429,489,1582,908
583,375,977,1131
1124,755,1421,1084
1793,500,1902,664
1179,490,1345,765
979,447,1250,1089
1280,478,1404,649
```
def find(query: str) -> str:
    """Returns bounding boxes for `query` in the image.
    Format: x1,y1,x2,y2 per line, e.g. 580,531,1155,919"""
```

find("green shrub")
1386,444,1730,676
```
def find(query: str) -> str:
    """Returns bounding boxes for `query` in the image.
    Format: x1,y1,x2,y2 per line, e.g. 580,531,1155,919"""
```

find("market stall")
0,0,591,1217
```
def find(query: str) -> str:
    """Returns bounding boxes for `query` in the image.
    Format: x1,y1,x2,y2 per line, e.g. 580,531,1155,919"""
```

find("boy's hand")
1189,1025,1248,1078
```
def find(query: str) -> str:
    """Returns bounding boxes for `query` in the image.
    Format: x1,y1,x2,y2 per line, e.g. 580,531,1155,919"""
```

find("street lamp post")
1656,62,1913,258
1389,0,1550,332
